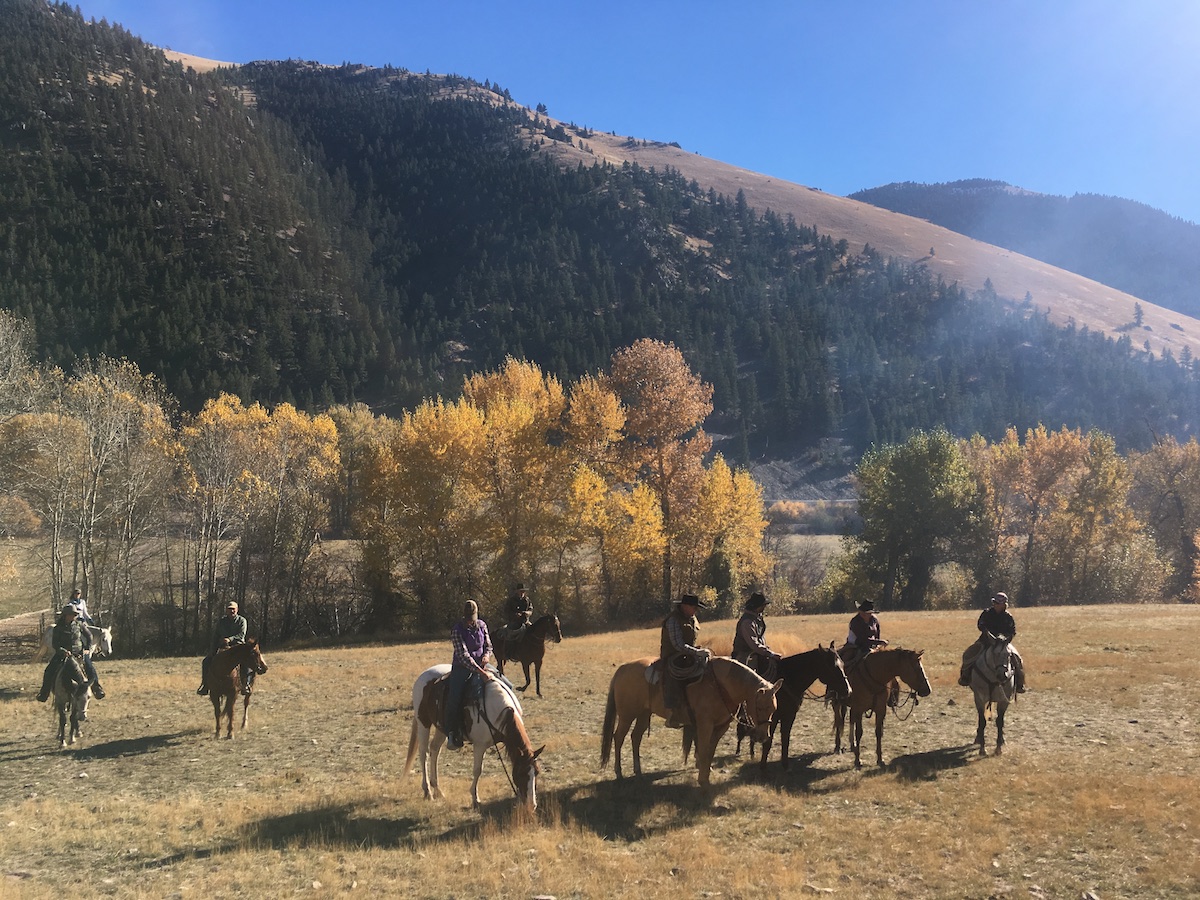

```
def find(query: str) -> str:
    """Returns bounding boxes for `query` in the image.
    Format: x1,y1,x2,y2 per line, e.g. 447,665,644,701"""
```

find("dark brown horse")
738,643,852,769
601,655,782,788
495,613,562,696
208,639,268,739
832,647,931,768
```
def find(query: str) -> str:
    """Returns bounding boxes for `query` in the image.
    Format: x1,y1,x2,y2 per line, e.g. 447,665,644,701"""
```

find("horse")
207,639,268,739
51,657,91,748
738,643,852,770
832,647,931,768
494,613,563,697
404,664,544,811
600,655,782,788
970,632,1016,756
33,624,114,663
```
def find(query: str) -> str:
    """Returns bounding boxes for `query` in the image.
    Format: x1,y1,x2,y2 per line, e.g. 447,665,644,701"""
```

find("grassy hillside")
2,604,1197,898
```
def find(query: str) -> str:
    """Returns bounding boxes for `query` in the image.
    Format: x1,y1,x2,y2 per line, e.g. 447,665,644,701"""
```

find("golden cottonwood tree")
606,339,713,602
463,358,570,599
1128,437,1200,599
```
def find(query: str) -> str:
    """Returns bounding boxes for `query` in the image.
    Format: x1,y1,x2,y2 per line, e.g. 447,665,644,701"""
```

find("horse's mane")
714,654,772,689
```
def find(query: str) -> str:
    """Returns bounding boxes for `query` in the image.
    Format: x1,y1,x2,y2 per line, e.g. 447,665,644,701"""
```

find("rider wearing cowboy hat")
36,603,103,702
660,593,711,728
732,591,780,676
839,597,887,666
959,592,1026,692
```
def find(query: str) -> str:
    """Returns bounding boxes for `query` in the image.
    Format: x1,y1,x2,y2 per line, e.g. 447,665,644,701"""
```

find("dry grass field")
2,604,1198,899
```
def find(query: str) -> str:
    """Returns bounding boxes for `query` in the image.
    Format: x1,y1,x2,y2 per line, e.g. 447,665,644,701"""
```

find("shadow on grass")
73,730,206,760
862,743,978,782
541,769,736,841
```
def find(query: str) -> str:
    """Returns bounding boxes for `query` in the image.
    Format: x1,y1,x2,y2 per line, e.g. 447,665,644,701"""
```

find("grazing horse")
739,643,852,769
52,659,91,748
833,647,931,768
495,613,563,697
404,664,544,811
970,632,1016,756
34,624,113,663
600,655,782,788
207,639,268,739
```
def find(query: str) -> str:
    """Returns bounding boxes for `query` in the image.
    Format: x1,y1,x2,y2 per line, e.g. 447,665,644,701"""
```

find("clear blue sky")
75,0,1200,225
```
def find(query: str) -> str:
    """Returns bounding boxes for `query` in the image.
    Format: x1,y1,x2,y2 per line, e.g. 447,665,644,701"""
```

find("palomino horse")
33,624,114,662
52,657,91,748
207,639,268,739
495,613,563,697
404,664,544,811
600,655,782,788
739,643,852,770
833,647,931,768
970,632,1016,756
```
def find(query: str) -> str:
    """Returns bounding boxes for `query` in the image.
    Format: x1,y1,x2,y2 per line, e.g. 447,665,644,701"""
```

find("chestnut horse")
404,664,544,810
832,647,931,768
600,655,782,788
739,643,852,769
495,613,563,696
970,632,1016,756
207,639,268,739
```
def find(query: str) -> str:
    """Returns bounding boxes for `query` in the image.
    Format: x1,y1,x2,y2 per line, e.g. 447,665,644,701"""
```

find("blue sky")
75,0,1200,224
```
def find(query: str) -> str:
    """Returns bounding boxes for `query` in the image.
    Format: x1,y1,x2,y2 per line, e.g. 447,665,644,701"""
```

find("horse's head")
549,614,563,643
499,706,543,811
744,676,783,742
900,649,932,697
95,626,113,658
245,639,269,675
819,646,852,700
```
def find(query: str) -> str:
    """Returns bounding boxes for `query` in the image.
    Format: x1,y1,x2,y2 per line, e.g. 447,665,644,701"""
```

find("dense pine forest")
3,0,1200,467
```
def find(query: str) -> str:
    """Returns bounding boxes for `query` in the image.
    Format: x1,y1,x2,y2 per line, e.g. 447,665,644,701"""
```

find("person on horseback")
959,592,1026,691
506,583,533,642
732,591,780,677
197,601,252,697
36,604,105,702
444,599,494,750
839,598,887,666
67,587,94,624
660,593,710,728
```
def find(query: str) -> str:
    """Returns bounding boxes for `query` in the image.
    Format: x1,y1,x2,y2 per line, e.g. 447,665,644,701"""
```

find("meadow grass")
2,604,1198,898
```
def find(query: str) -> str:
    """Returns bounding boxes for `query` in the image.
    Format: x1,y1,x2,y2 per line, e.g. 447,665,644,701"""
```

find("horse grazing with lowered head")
207,639,268,739
738,643,852,769
970,632,1016,756
405,664,544,811
52,657,91,748
495,613,563,697
601,655,782,788
833,647,931,768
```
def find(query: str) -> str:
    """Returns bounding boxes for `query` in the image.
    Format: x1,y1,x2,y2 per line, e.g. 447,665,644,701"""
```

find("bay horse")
495,613,563,696
51,657,91,748
738,643,852,770
832,647,931,768
404,664,544,810
600,655,782,788
207,639,268,740
970,632,1016,756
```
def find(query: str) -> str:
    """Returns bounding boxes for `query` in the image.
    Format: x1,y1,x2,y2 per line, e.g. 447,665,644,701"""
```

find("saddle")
418,673,479,741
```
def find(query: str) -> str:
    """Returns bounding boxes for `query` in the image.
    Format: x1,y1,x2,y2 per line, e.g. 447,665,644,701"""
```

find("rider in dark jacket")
36,605,103,702
959,592,1026,691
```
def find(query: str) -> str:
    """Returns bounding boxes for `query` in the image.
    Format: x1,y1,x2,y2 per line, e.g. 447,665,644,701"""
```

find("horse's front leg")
693,719,717,788
212,698,222,740
470,743,487,809
777,706,799,770
852,711,865,769
994,702,1007,756
533,660,542,697
874,705,887,767
241,694,251,731
225,696,235,739
975,698,989,755
519,661,532,693
833,704,846,755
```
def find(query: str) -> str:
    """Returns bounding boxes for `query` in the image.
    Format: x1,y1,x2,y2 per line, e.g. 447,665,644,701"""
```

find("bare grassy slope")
541,128,1200,360
2,605,1198,898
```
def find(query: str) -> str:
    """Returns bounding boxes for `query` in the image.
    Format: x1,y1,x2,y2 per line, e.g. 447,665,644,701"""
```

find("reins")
476,683,523,801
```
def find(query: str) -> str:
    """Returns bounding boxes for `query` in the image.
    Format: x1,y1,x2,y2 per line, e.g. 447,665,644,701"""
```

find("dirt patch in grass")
2,604,1198,898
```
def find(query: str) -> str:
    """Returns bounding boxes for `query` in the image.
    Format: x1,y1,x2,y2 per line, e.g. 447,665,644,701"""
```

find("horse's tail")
600,679,617,769
403,715,419,774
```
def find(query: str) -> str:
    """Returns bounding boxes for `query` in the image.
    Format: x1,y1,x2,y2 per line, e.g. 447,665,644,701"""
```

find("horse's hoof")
994,745,1004,756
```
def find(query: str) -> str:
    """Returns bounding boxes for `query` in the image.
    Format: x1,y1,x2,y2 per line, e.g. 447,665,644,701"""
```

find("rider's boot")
90,680,105,700
957,667,971,687
196,683,209,696
1015,670,1026,693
